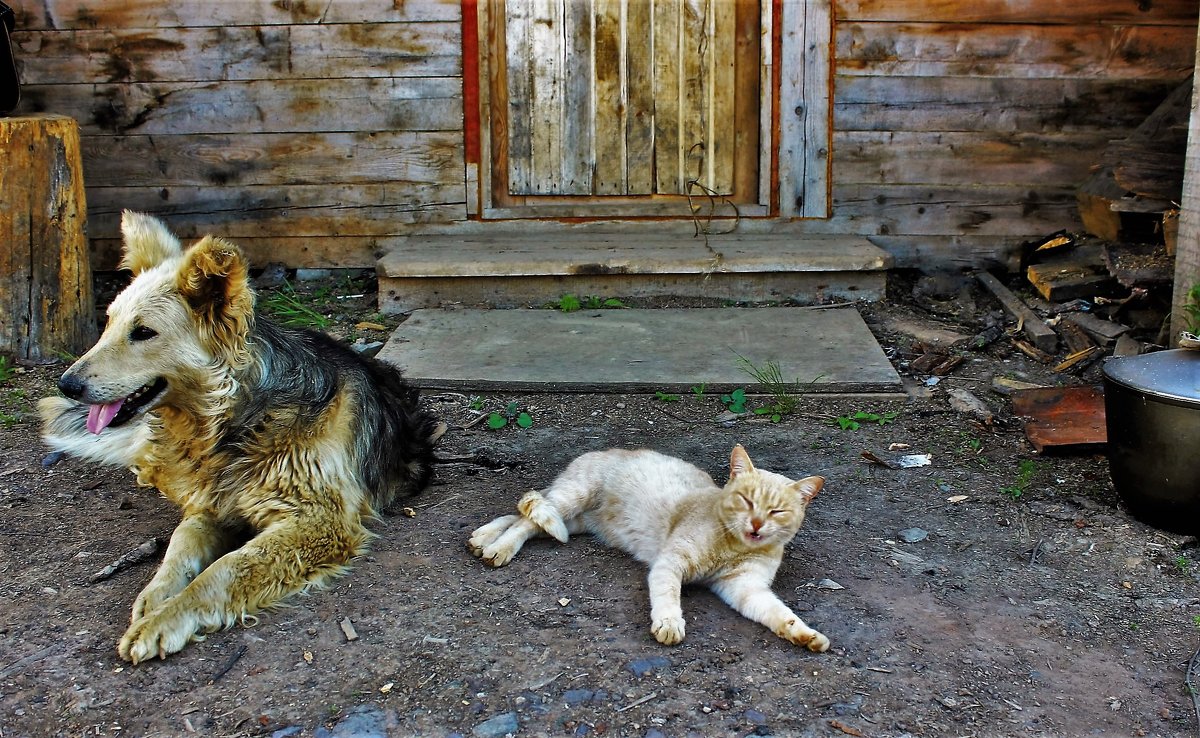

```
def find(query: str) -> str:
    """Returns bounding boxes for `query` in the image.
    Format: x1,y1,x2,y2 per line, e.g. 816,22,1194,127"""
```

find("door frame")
462,0,831,221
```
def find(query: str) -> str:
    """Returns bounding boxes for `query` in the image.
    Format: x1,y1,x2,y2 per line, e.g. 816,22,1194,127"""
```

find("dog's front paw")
651,616,686,645
118,608,201,664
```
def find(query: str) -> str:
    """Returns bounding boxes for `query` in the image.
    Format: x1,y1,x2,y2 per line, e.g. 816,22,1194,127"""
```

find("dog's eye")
129,326,158,342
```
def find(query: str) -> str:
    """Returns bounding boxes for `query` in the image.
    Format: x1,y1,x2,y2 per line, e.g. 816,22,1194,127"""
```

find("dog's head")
58,211,255,433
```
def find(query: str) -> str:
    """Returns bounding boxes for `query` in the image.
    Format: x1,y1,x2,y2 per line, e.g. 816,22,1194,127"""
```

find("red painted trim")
462,0,480,166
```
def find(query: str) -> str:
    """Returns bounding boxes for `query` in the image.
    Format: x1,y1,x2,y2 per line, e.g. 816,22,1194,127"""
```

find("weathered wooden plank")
86,184,466,239
837,0,1200,25
78,131,464,188
1170,24,1200,341
503,0,534,194
593,0,625,194
91,235,402,271
18,78,463,135
14,0,460,30
708,0,737,194
653,0,684,193
834,76,1183,132
528,0,564,194
625,0,656,194
868,235,1023,271
836,22,1197,80
827,185,1081,236
780,0,832,217
561,0,594,194
680,0,708,192
975,271,1058,353
15,24,461,85
0,115,96,360
834,131,1110,187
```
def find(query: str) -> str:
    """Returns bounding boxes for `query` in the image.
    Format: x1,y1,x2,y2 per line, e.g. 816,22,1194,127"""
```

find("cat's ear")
729,444,755,479
792,475,824,503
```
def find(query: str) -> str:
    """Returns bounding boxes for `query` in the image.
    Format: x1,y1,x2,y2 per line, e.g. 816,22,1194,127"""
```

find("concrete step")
376,232,891,313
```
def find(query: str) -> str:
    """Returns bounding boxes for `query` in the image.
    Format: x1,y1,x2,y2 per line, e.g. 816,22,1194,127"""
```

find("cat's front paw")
776,618,830,652
651,616,686,645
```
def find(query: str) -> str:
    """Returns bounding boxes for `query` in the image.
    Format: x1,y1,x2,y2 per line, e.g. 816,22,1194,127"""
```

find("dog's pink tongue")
86,399,124,434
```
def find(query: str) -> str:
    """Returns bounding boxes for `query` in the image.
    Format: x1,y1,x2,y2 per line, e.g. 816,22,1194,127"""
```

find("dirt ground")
2,271,1199,738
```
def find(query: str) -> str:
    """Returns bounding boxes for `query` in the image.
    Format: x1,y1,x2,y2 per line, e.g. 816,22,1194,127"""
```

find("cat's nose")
750,517,763,532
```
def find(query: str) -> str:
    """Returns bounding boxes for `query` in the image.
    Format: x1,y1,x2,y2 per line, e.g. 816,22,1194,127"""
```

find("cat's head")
719,444,823,549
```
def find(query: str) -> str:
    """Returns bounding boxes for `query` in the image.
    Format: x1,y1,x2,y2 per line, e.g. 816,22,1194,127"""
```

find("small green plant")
691,383,707,397
0,411,18,427
0,355,14,383
1176,555,1192,574
467,396,485,411
1182,283,1200,334
487,401,533,430
1129,622,1140,632
259,282,330,329
835,410,900,431
552,294,582,312
1000,459,1038,499
1192,615,1200,628
960,433,983,454
721,388,748,414
735,353,800,420
654,390,680,402
581,295,627,310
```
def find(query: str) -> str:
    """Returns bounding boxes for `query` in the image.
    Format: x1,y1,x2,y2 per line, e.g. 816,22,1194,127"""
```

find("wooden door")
478,0,766,218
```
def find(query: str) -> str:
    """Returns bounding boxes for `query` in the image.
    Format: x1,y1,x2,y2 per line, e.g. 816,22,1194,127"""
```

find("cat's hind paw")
517,491,570,543
805,631,831,653
651,616,686,646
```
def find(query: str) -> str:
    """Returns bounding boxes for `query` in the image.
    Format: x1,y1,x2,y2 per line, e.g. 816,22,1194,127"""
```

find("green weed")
1183,283,1200,334
691,383,707,398
654,391,680,402
1177,555,1192,574
258,282,330,329
0,355,14,383
721,388,748,414
582,295,627,310
0,412,17,427
734,353,800,421
835,410,900,431
487,401,533,430
468,396,485,411
1001,459,1038,499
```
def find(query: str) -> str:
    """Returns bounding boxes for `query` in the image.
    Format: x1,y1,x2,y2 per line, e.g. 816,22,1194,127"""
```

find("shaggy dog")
40,212,439,663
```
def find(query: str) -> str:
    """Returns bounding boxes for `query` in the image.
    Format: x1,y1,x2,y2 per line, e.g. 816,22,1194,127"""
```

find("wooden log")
0,114,96,360
975,271,1058,353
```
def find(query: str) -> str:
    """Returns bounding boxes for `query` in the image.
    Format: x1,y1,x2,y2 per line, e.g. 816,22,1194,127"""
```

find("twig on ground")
1186,644,1200,738
208,644,247,685
616,692,658,713
87,538,159,584
0,645,59,679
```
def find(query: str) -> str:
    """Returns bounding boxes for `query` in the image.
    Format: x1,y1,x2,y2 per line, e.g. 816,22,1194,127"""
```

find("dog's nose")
58,374,87,400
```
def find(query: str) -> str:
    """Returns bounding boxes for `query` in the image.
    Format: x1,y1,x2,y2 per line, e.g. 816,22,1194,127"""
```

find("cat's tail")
517,490,570,543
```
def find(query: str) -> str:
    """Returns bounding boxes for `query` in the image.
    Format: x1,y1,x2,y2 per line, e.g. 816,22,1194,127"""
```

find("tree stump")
0,114,96,361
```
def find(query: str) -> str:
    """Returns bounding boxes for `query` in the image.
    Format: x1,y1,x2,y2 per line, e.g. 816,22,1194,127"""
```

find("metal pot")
1102,349,1200,534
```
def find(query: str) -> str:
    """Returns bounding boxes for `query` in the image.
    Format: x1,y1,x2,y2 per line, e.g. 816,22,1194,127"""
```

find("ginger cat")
468,445,829,652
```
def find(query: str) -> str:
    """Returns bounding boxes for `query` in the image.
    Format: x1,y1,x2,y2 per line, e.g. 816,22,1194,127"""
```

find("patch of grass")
690,383,707,398
1192,615,1200,628
467,396,485,411
734,353,800,421
835,410,900,431
1001,459,1038,499
581,295,627,309
1176,555,1192,574
1182,283,1200,334
550,293,627,312
960,432,983,454
487,401,533,430
654,390,680,402
258,282,330,329
0,411,18,427
0,355,14,384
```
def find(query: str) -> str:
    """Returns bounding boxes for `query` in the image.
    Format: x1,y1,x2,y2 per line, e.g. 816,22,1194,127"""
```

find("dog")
39,212,440,663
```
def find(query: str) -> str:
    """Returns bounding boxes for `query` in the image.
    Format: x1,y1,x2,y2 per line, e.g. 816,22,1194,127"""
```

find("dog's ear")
176,236,255,357
119,211,182,274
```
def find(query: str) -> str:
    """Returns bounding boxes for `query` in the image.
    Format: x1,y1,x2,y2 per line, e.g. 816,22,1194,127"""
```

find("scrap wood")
1012,339,1055,364
1064,313,1128,348
87,538,159,584
1011,385,1106,453
975,272,1058,353
1026,258,1115,302
340,617,359,642
909,351,963,376
946,388,994,425
1058,320,1096,355
830,719,867,737
1053,346,1103,373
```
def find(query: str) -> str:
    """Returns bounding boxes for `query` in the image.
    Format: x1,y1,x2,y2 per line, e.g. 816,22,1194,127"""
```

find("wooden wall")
7,0,1199,272
9,0,466,270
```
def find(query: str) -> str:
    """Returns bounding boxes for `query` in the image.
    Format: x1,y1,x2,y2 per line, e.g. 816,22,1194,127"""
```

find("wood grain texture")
1172,24,1200,341
837,0,1200,25
593,0,625,194
653,0,684,193
625,0,655,194
15,23,462,84
13,0,460,30
779,0,832,217
0,115,96,359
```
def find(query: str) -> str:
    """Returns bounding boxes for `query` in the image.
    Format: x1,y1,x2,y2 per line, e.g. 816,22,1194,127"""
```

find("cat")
468,444,829,652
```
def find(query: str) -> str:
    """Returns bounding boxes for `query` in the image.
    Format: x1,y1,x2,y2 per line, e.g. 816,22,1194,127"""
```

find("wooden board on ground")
378,307,903,395
1011,385,1107,453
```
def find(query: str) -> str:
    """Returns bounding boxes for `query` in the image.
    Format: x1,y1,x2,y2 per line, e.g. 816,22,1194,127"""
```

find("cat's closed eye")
769,509,787,516
738,494,754,509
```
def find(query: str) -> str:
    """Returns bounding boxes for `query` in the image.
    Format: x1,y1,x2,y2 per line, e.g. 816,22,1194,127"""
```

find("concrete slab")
378,307,902,396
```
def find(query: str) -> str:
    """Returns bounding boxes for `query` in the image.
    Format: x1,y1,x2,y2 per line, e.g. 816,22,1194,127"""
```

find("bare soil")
1,272,1198,738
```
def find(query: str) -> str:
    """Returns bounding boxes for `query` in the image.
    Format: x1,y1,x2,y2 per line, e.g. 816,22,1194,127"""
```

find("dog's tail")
39,396,150,468
516,490,570,543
